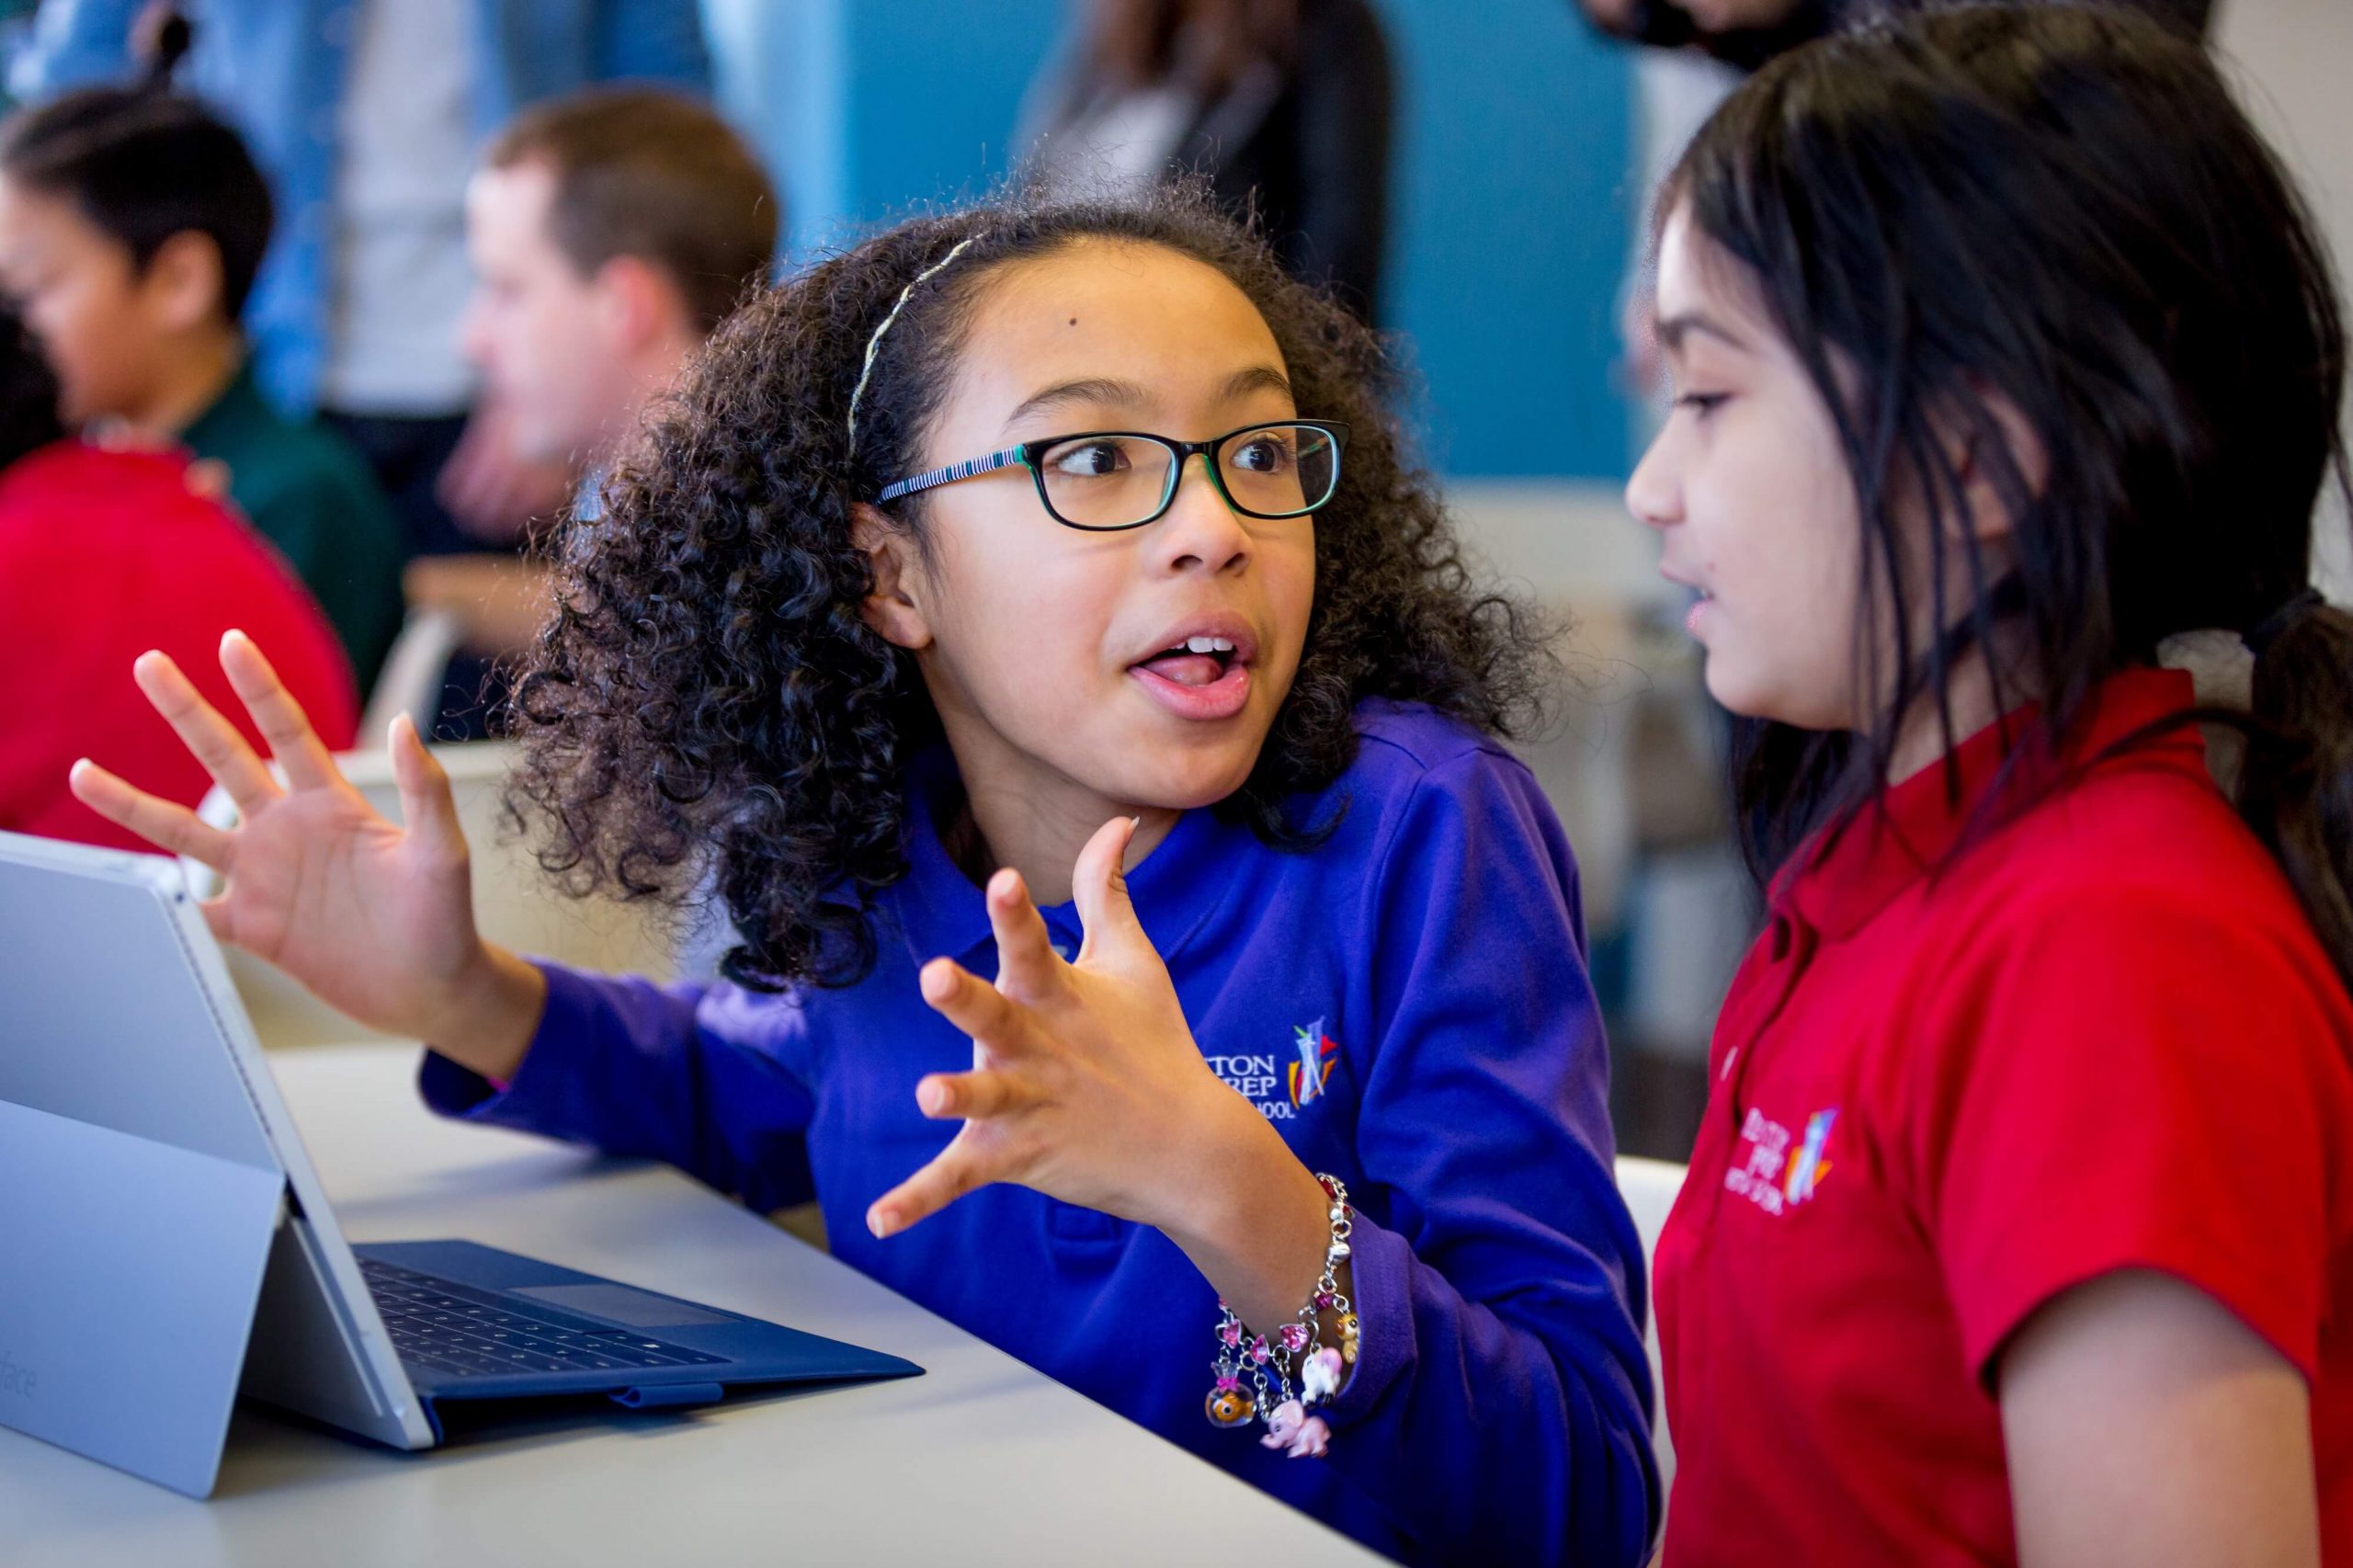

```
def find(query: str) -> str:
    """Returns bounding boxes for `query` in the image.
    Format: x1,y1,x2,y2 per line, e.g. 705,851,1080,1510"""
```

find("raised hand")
868,816,1335,1331
68,631,543,1071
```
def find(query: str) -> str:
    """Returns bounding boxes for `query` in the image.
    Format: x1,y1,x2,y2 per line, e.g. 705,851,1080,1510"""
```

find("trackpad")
513,1283,733,1328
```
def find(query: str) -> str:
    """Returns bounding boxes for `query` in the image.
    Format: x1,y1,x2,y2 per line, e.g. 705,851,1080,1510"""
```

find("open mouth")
1685,590,1715,636
1133,634,1240,689
1129,628,1256,721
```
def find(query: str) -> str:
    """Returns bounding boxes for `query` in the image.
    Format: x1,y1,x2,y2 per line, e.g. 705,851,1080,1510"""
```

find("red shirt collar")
1774,665,2211,939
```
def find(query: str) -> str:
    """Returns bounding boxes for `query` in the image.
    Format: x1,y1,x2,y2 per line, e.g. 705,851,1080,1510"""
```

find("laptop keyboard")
361,1257,727,1380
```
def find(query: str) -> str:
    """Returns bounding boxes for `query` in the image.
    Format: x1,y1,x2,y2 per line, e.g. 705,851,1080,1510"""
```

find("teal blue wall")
1376,3,1631,479
710,0,1632,480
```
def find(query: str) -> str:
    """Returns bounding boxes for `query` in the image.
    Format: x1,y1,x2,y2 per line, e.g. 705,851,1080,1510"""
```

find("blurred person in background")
0,33,404,688
9,0,711,591
1017,0,1392,323
0,301,356,847
399,88,779,679
1579,0,2211,69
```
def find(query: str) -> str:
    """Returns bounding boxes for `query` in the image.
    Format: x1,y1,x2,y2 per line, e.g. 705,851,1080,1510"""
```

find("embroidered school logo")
1725,1106,1838,1216
1290,1020,1339,1108
1784,1109,1836,1204
1203,1022,1341,1122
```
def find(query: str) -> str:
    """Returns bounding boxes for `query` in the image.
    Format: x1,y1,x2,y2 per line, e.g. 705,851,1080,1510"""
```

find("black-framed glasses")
875,419,1348,532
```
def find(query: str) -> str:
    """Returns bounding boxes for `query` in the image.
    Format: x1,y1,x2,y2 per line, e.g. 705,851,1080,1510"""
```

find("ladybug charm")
1206,1375,1256,1428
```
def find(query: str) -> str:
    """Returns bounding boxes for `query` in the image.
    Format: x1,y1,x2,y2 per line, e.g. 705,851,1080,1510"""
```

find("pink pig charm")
1260,1400,1331,1458
1260,1399,1307,1449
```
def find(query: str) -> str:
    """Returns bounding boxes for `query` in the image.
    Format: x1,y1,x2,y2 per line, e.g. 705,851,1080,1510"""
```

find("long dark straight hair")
1664,4,2353,985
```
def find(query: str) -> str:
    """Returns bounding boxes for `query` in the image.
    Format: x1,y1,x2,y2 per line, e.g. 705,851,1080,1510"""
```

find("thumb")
1072,815,1143,964
389,713,468,859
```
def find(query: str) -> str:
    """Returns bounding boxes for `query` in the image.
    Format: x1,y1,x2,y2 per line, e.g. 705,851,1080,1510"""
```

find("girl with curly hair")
72,182,1656,1565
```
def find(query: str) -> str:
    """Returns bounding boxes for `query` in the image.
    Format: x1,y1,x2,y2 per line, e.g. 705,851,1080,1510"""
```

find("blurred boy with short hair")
0,83,405,688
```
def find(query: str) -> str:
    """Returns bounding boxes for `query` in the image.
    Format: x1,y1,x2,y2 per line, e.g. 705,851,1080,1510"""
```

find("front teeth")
1185,635,1236,654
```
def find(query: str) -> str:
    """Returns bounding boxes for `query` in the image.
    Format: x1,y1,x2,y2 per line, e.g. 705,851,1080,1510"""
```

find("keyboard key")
364,1258,722,1379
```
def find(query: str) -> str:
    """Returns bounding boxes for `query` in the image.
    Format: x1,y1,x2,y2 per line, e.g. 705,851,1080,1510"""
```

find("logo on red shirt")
1726,1107,1837,1215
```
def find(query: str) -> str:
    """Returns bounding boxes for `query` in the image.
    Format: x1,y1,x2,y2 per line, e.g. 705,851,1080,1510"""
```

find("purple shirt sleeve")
1313,749,1659,1566
418,961,818,1212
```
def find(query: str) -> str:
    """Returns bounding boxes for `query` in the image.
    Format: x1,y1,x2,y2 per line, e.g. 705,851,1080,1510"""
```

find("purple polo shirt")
421,700,1656,1565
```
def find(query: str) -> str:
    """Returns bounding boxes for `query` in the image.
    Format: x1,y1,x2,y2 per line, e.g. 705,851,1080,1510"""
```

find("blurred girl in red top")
0,306,356,848
1631,7,2353,1565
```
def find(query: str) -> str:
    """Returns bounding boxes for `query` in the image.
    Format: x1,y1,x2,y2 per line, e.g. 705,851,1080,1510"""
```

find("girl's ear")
1951,380,2050,545
850,502,934,651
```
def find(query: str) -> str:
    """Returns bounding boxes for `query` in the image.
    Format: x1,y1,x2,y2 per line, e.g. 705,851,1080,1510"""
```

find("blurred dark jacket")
1018,0,1393,322
1591,0,2213,72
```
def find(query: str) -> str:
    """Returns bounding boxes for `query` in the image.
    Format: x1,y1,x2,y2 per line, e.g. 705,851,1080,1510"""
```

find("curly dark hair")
509,180,1554,991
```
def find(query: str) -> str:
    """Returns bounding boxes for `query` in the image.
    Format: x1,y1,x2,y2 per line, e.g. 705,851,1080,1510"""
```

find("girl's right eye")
1049,439,1131,479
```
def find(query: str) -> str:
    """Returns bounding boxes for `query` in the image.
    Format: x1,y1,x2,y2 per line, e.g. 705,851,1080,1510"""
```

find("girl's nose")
1150,453,1253,575
1625,429,1682,531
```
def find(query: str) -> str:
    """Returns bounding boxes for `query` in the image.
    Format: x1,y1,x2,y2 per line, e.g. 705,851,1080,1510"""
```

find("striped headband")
846,235,980,448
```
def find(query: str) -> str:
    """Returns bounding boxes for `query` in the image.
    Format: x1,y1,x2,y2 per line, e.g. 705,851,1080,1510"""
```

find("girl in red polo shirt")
1634,7,2353,1565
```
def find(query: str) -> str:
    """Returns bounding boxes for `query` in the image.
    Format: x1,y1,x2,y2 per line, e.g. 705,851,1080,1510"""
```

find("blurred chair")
189,740,678,1049
358,606,465,744
1616,1153,1686,1527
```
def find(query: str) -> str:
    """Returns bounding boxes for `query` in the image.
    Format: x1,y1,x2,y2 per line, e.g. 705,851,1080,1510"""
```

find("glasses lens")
1217,424,1339,517
1035,434,1176,528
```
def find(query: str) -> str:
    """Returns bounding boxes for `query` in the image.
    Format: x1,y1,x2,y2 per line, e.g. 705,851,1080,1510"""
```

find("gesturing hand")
866,815,1273,1242
67,631,544,1073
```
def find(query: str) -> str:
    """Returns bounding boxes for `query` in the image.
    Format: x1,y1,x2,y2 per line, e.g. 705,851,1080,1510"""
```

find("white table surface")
0,1042,1383,1567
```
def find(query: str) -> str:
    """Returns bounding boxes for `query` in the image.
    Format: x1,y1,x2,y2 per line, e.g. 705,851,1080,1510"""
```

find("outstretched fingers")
387,713,467,858
919,957,1040,1057
867,1133,997,1239
218,631,341,790
915,1063,1043,1122
131,649,279,815
981,868,1064,1001
67,759,233,869
1072,815,1144,966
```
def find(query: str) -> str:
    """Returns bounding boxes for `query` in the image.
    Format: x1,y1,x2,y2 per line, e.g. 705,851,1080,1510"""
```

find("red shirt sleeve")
1911,877,2351,1387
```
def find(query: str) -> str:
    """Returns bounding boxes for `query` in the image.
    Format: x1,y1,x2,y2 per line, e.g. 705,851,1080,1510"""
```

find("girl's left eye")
1675,392,1730,418
1229,434,1294,473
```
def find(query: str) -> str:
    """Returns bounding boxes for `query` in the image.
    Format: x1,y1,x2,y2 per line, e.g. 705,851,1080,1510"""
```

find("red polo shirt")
1655,666,2353,1566
0,440,358,850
